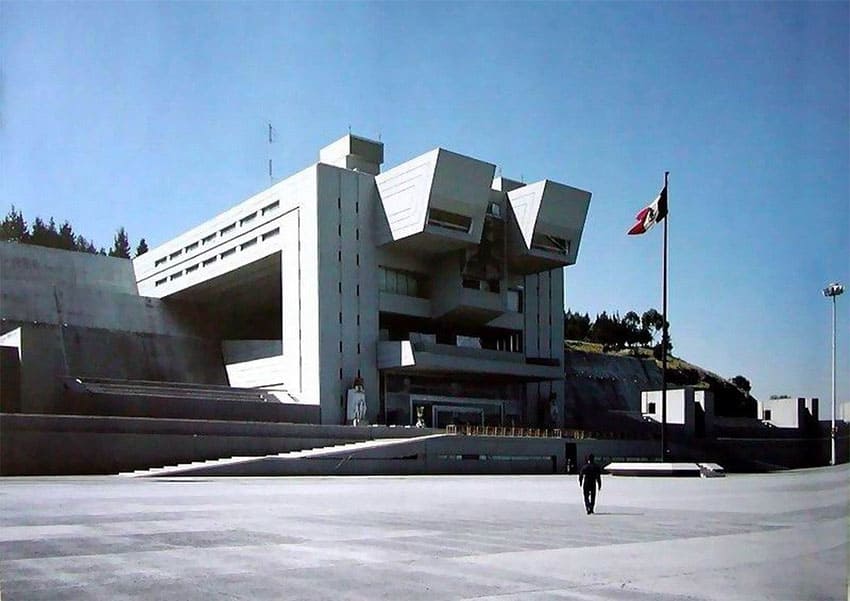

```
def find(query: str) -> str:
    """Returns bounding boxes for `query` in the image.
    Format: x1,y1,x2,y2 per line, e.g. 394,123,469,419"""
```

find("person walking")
578,454,602,514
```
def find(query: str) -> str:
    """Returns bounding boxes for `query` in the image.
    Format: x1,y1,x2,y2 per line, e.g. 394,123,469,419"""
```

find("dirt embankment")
563,343,757,428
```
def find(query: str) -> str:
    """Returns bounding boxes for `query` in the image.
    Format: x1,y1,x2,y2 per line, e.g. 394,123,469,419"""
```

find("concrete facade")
131,134,591,427
758,396,818,428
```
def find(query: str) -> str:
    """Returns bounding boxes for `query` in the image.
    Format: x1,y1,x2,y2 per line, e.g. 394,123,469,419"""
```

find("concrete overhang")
375,148,496,253
377,341,562,382
506,180,591,274
431,287,503,325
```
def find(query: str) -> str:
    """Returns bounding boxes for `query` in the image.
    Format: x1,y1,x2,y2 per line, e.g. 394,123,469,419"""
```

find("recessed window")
507,289,524,313
240,238,257,250
220,248,236,259
531,233,569,255
202,257,217,266
240,212,257,226
202,233,217,245
262,228,279,241
169,250,183,259
154,258,167,267
185,242,199,252
170,272,183,281
427,208,472,233
220,223,236,235
155,277,167,286
261,200,279,215
378,266,426,298
186,264,199,273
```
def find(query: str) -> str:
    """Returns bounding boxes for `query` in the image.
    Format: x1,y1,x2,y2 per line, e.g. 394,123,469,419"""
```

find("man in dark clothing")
578,454,603,514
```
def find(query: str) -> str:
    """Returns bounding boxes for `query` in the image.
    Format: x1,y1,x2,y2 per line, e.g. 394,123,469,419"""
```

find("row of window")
153,200,281,268
153,227,279,287
378,266,426,298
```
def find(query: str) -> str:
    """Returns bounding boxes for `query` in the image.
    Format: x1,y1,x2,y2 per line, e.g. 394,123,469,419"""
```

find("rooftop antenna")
267,122,276,186
348,124,352,135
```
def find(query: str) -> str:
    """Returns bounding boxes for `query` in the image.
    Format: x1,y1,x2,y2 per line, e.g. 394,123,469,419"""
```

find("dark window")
648,402,657,413
531,233,569,255
427,208,472,233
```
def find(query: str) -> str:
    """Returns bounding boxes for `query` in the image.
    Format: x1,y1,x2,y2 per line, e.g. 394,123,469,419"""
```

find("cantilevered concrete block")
506,180,591,274
375,148,496,253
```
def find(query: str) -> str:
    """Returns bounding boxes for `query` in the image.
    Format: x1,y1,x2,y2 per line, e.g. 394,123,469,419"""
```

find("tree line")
565,308,672,357
0,206,148,258
567,309,753,395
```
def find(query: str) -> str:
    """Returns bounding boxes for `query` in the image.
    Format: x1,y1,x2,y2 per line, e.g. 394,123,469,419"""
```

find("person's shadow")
591,511,644,516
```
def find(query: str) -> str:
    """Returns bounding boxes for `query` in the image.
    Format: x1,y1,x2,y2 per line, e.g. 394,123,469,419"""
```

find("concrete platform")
605,461,708,477
1,465,847,600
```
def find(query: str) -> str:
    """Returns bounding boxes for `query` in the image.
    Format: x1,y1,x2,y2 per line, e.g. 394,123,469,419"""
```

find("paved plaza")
1,465,847,600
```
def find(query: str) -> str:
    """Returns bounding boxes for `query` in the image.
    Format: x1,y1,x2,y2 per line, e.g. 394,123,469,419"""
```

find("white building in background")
133,134,591,427
641,388,715,436
758,397,819,429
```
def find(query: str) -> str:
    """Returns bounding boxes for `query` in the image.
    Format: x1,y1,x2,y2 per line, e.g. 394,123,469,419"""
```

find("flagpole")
661,171,669,461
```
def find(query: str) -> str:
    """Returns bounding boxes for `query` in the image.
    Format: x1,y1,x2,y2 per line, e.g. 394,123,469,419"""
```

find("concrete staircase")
119,435,448,478
69,377,294,403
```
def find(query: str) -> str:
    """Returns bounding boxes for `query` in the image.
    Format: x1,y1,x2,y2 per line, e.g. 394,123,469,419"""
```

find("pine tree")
58,221,76,250
135,238,149,257
0,206,30,242
108,227,132,259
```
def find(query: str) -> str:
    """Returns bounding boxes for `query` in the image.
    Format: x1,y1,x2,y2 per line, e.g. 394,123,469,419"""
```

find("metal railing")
444,424,653,440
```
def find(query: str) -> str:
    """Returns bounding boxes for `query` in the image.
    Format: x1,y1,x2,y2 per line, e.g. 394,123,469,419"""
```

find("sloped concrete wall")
564,350,661,426
0,243,227,414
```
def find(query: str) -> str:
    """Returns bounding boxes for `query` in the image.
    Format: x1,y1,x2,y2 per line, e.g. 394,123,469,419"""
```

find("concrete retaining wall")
0,414,435,476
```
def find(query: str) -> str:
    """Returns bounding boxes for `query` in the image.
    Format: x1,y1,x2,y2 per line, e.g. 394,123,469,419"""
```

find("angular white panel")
375,149,439,241
506,180,547,249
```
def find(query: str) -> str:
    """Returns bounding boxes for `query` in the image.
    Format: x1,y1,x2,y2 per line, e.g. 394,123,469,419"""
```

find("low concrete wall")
0,414,437,476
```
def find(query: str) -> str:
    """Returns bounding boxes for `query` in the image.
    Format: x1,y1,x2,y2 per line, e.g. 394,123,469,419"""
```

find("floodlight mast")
822,282,844,466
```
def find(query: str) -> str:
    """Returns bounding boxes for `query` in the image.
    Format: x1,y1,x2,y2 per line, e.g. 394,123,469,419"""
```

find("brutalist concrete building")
2,134,591,431
132,134,591,428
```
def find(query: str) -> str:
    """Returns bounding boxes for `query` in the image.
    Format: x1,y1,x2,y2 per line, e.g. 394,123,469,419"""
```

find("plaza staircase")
119,435,449,477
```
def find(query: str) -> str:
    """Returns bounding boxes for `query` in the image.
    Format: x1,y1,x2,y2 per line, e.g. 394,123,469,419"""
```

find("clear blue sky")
2,2,847,413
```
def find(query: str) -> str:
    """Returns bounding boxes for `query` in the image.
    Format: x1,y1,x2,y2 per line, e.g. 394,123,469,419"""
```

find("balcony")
431,284,504,324
377,340,562,382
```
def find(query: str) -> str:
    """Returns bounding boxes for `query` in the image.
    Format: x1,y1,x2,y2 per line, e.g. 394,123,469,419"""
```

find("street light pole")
823,282,844,466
